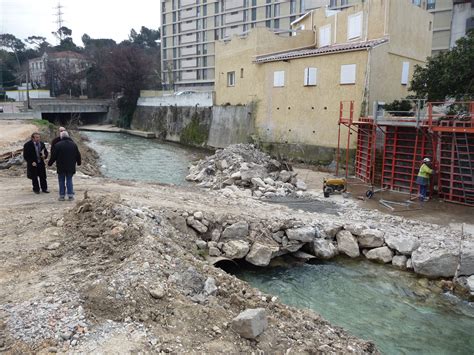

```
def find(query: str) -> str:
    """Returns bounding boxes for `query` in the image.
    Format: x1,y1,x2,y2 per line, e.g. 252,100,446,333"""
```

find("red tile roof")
47,51,87,60
254,37,389,64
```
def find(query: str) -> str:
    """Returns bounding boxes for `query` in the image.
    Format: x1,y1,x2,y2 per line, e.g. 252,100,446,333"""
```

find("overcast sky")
0,0,161,46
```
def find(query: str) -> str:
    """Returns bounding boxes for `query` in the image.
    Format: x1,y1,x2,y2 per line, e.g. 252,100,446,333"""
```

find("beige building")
29,51,90,91
214,0,432,161
160,0,347,91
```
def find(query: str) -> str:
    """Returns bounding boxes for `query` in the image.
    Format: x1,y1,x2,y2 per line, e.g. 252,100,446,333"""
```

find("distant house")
214,0,433,163
29,51,91,96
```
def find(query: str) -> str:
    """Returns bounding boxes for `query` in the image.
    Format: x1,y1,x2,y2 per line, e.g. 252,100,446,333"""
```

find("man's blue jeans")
58,173,74,197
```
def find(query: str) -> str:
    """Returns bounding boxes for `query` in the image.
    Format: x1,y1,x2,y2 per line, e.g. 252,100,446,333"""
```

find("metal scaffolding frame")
336,100,474,206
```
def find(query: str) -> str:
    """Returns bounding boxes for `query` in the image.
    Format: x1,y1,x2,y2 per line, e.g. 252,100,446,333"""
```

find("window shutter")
304,67,317,86
274,71,285,87
401,62,410,85
340,64,356,84
348,12,362,40
319,25,331,47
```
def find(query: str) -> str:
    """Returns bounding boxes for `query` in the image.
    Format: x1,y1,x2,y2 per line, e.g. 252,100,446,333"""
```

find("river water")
83,131,474,354
237,259,474,355
83,131,197,184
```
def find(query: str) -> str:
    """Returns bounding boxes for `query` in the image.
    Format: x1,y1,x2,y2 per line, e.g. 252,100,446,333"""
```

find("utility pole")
26,67,31,109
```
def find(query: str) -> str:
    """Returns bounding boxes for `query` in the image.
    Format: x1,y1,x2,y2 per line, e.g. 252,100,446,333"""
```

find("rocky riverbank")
186,144,474,300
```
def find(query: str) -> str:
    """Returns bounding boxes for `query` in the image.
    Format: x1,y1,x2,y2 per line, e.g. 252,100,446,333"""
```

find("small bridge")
29,98,113,124
29,99,111,113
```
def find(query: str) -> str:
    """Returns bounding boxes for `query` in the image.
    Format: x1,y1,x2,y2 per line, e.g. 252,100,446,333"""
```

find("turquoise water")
237,259,474,355
82,131,199,184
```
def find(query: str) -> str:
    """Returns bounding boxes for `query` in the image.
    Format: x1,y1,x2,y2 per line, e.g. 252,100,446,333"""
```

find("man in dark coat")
48,131,81,201
50,126,66,156
23,132,49,194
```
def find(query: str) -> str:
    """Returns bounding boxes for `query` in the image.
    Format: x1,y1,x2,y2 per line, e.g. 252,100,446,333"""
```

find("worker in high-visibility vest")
416,158,434,202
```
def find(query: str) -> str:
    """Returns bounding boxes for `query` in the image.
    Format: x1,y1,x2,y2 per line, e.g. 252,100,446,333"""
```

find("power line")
53,1,65,40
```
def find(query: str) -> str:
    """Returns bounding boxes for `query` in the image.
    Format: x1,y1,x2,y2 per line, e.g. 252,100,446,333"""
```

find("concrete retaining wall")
0,112,41,120
137,92,214,108
131,104,254,148
208,105,254,148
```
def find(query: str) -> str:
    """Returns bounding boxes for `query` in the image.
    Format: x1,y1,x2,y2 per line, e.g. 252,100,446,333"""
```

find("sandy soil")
0,121,39,155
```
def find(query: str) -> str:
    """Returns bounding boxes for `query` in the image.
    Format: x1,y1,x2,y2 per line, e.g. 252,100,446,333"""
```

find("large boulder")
385,234,420,255
392,255,408,269
323,223,343,239
186,217,208,234
241,165,267,182
343,223,367,237
278,170,292,183
245,242,276,266
412,245,459,278
365,246,393,264
221,221,249,240
311,239,338,259
231,308,267,339
222,240,250,259
285,226,317,243
357,229,385,248
251,177,267,189
336,230,360,258
458,239,474,276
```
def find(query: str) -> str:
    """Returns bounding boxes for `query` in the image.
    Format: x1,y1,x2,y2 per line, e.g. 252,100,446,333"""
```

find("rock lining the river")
175,206,474,300
186,144,307,198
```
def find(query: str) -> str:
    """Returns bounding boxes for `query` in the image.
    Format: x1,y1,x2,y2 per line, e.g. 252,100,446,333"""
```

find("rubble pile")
186,144,307,198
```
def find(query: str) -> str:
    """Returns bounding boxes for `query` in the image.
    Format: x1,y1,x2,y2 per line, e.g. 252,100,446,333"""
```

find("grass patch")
31,119,53,128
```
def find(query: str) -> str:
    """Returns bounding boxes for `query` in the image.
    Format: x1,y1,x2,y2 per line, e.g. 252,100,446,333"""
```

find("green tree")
0,33,26,67
410,31,474,100
128,26,160,49
25,36,50,52
52,27,80,52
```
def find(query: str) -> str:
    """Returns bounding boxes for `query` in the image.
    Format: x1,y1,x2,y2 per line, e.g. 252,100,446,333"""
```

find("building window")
274,3,280,17
427,0,436,10
304,68,317,86
341,0,348,6
411,0,421,7
329,0,337,8
273,71,285,87
319,24,331,47
240,68,244,78
300,0,305,11
274,19,280,28
251,8,257,21
348,12,363,40
265,5,272,18
401,62,410,85
227,71,235,86
290,0,296,14
340,64,356,84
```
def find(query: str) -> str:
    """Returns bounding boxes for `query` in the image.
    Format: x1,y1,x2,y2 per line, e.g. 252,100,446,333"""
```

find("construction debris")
186,144,307,198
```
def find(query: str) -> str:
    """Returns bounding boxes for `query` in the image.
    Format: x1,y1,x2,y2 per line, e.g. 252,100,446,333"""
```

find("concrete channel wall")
137,92,214,108
132,102,255,148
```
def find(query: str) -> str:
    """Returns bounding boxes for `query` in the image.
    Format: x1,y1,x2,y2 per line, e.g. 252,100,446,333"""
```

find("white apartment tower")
160,0,339,90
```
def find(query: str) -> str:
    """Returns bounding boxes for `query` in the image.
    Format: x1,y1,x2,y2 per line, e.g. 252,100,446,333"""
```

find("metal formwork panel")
381,126,434,195
438,132,474,206
355,123,375,183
